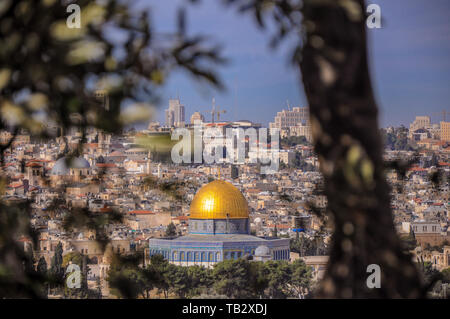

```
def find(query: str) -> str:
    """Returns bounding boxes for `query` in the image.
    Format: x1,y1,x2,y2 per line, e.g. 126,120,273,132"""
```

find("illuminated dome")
189,180,249,219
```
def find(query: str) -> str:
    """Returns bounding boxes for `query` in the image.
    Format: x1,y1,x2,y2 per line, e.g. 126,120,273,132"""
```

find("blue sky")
140,0,450,127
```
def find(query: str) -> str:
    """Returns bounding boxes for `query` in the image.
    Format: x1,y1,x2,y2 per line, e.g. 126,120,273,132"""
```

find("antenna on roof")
286,100,291,111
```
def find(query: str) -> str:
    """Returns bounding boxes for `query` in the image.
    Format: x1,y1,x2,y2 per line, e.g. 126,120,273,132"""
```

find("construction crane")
432,110,449,122
203,97,226,123
216,106,226,122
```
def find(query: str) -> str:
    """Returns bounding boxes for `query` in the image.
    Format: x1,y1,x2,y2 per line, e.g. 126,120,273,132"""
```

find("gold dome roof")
189,180,249,219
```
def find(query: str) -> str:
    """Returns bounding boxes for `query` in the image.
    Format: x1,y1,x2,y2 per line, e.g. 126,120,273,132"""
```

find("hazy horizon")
135,0,450,128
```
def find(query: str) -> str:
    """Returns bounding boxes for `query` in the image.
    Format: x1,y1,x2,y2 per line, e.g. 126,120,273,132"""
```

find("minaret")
157,163,162,178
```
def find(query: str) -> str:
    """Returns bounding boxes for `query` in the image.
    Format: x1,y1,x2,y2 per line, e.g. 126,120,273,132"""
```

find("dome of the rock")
189,180,249,220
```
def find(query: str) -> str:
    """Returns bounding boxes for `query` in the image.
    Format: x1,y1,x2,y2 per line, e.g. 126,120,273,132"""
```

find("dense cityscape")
2,94,449,298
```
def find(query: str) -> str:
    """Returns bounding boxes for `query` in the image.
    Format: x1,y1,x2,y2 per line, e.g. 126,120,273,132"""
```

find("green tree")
441,268,450,283
212,259,256,298
37,257,48,276
149,254,170,298
262,261,291,299
167,265,190,298
186,265,212,298
37,256,49,298
289,259,313,298
165,222,177,238
50,242,64,292
62,252,83,268
272,225,278,238
106,252,149,299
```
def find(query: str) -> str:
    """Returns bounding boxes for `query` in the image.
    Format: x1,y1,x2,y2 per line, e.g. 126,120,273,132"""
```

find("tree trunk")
299,0,424,298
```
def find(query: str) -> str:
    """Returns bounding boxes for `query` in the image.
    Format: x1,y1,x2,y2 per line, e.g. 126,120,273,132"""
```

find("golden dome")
189,180,249,219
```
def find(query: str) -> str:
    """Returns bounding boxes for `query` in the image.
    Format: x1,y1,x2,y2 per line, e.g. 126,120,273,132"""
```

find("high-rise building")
409,116,430,134
440,121,450,142
165,98,185,127
269,106,309,129
290,120,312,142
270,106,310,141
190,111,204,124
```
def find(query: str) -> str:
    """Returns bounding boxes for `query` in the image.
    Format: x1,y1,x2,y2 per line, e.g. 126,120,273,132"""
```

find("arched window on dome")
194,252,199,262
201,252,206,262
187,251,192,262
180,252,185,261
208,252,213,262
172,251,178,261
215,252,220,261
